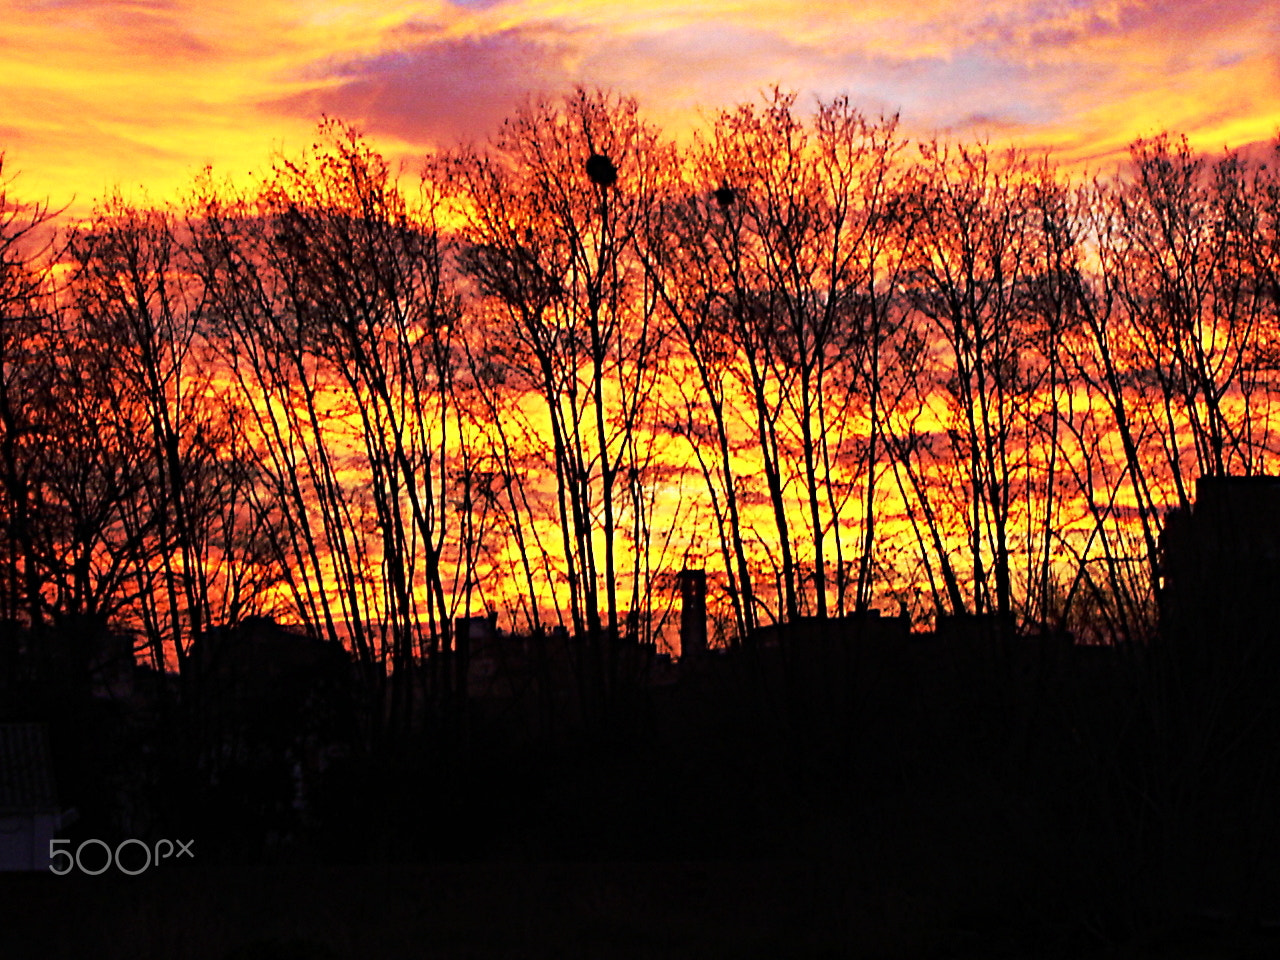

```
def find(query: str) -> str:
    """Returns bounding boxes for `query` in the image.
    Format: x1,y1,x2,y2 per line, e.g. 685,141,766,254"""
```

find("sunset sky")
1,0,1278,211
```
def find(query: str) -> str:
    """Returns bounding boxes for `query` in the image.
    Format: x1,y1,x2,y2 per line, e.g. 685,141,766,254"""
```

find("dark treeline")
5,89,1280,957
1,88,1279,719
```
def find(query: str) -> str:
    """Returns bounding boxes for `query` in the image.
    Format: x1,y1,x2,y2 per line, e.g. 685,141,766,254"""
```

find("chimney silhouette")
677,569,707,659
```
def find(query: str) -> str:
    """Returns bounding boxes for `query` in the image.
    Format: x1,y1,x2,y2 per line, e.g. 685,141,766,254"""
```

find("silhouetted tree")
193,120,464,740
441,88,677,723
0,157,57,629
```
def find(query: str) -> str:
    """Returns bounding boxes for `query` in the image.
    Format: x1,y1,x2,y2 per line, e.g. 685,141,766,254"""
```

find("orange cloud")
0,0,1275,210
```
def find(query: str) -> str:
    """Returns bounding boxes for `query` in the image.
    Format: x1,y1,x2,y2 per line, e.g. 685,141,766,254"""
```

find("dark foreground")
5,626,1280,958
5,860,1280,960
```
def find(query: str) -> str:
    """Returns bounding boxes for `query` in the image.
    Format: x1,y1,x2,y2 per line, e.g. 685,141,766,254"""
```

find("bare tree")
0,157,59,629
192,121,465,739
440,89,676,721
899,142,1051,622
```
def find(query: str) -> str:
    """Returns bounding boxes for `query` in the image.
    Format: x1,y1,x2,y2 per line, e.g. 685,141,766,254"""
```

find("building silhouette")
677,569,707,659
1158,475,1280,648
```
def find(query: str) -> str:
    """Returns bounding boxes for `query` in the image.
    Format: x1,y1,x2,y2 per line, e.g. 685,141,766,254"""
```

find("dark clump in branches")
585,152,618,187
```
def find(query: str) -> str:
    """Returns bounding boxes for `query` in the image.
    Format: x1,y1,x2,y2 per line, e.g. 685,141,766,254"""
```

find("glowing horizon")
1,0,1277,213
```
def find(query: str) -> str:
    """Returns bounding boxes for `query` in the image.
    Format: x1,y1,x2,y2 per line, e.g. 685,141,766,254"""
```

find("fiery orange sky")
1,0,1278,210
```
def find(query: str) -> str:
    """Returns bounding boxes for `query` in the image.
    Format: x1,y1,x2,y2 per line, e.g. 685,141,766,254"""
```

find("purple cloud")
264,30,572,146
